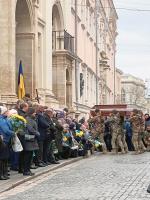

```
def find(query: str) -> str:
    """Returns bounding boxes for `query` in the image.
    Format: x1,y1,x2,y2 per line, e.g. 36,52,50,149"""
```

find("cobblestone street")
1,153,150,200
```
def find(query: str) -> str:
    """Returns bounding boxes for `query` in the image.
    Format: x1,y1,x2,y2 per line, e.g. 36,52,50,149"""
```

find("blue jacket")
0,115,14,144
124,120,132,137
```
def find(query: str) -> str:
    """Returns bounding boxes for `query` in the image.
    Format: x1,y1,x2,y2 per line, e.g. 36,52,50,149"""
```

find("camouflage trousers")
112,132,128,153
132,132,139,152
138,132,146,152
117,134,128,153
146,143,150,151
111,132,118,151
99,133,107,153
132,132,145,153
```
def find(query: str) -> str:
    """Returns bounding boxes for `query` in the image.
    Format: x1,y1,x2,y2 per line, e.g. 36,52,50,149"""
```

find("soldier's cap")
112,110,118,115
95,109,100,113
132,109,139,114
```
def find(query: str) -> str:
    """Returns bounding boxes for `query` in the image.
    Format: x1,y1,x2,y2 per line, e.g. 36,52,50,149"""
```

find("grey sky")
113,0,150,80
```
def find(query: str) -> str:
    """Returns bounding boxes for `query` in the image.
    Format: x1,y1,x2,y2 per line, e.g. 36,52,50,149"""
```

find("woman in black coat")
0,135,9,180
23,108,40,176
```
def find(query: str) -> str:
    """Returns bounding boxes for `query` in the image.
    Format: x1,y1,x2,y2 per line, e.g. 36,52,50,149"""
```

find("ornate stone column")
43,0,59,107
0,1,17,103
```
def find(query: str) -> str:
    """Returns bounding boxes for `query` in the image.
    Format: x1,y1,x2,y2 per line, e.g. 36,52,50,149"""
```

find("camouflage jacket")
139,116,145,133
109,115,120,134
130,115,141,133
88,115,105,134
144,131,150,144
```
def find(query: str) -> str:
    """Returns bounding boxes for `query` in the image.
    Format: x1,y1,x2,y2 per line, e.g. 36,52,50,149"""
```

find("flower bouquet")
10,114,26,133
75,130,84,138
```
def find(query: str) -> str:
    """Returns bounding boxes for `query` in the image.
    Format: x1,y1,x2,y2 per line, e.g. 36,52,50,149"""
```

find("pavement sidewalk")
0,157,83,194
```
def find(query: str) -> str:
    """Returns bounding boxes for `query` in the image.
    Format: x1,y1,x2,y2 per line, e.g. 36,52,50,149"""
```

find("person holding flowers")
9,109,27,172
0,106,15,180
15,102,29,174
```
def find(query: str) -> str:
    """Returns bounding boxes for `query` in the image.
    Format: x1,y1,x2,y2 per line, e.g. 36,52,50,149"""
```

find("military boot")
112,148,118,154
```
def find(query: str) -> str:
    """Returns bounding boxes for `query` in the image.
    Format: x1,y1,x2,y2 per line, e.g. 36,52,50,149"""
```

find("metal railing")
52,30,74,54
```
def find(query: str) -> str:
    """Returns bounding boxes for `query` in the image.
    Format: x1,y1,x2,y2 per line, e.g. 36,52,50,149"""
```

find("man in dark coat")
44,109,59,164
23,108,40,176
36,105,50,165
17,102,29,118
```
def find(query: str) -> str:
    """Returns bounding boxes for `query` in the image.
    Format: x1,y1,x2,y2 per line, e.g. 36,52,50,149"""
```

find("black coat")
0,142,9,160
37,113,49,141
23,116,39,151
44,114,56,141
17,109,27,118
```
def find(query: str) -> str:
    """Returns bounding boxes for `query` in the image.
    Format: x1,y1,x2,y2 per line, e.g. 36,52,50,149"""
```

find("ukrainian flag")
18,61,25,99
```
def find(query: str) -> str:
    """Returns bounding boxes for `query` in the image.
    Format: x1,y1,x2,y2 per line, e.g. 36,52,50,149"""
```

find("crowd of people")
0,97,94,181
88,108,150,155
0,95,150,181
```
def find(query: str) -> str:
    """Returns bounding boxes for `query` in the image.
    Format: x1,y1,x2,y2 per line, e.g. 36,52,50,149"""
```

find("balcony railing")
52,30,74,54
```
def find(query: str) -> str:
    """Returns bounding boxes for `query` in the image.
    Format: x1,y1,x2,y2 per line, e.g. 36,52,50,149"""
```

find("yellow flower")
76,131,84,137
63,136,67,142
11,114,27,123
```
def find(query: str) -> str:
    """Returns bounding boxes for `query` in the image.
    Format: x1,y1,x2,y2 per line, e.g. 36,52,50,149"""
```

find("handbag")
24,134,35,142
12,134,23,152
24,128,35,142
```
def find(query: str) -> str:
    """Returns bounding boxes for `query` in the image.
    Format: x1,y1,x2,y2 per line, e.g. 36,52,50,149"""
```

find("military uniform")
144,131,150,151
139,115,146,153
109,114,120,153
117,119,128,154
88,114,107,153
110,114,127,154
130,114,141,154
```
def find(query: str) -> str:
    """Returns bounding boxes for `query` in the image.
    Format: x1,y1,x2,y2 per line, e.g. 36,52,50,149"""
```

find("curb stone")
0,157,85,194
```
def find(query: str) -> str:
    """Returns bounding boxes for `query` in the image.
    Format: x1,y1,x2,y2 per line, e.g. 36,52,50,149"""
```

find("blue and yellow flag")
18,61,25,99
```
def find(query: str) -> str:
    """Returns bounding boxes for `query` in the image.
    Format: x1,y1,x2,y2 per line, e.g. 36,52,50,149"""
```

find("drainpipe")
95,0,98,105
114,45,116,104
75,0,78,110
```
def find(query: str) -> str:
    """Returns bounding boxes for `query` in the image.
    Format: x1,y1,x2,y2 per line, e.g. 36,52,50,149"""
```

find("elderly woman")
8,109,20,172
24,107,40,176
0,106,14,180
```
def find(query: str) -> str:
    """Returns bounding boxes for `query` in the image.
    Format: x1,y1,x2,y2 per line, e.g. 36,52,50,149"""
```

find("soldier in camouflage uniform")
138,111,146,153
144,131,150,151
130,109,142,154
109,110,126,154
117,114,128,154
144,114,150,151
88,109,107,153
109,110,121,153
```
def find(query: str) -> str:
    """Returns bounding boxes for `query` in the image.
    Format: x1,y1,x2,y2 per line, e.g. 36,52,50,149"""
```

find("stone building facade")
121,74,147,112
0,0,57,107
115,68,123,104
0,0,118,115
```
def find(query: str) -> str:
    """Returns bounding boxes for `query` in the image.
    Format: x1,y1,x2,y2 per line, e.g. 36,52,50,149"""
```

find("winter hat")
57,111,65,119
63,124,69,130
45,108,53,114
69,122,76,130
8,109,18,116
0,106,8,115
